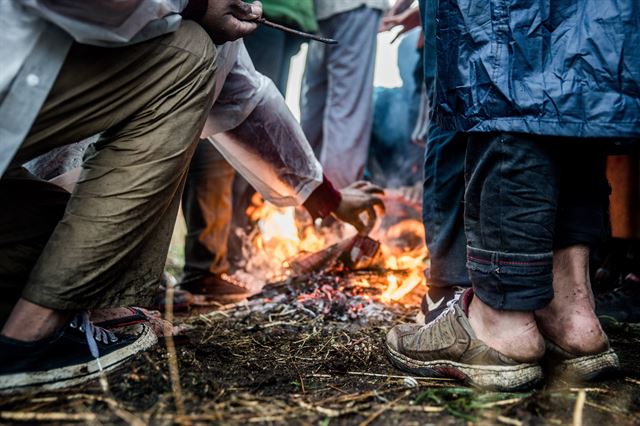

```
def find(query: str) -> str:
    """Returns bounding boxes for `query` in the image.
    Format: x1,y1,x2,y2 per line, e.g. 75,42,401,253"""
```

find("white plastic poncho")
201,42,323,207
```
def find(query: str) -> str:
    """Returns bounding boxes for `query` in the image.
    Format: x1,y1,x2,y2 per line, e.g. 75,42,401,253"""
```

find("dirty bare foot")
91,307,185,339
535,245,608,355
468,295,545,363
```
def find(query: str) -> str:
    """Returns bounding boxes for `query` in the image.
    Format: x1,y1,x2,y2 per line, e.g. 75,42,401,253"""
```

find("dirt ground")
2,270,640,426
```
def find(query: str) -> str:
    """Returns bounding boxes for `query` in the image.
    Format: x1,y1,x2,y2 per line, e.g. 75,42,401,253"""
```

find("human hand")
200,0,262,44
333,181,385,235
379,7,421,37
381,0,415,26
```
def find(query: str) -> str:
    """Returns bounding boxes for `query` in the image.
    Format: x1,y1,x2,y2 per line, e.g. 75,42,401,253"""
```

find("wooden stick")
345,371,454,381
572,389,586,426
164,285,191,426
0,412,97,422
257,18,338,45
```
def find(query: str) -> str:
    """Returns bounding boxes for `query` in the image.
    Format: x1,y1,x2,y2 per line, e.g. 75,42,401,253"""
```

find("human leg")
243,25,287,93
183,140,235,279
244,25,303,95
231,28,303,267
386,132,568,389
420,125,470,320
180,139,250,302
2,21,218,338
319,7,381,188
536,146,611,355
462,132,563,360
300,36,328,157
276,34,304,93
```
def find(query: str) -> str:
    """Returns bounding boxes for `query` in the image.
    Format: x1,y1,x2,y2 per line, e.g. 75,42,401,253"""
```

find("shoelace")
423,294,462,329
69,313,118,361
69,312,116,393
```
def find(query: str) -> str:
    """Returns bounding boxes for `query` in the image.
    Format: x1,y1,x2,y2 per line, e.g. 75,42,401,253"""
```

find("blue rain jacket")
435,0,640,138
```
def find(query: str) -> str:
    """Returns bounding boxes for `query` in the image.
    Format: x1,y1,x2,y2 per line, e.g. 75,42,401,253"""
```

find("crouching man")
0,0,256,393
0,0,384,394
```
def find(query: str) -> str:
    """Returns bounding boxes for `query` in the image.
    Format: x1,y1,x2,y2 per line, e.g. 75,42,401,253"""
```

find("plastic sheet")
20,0,185,46
23,40,323,208
202,43,323,207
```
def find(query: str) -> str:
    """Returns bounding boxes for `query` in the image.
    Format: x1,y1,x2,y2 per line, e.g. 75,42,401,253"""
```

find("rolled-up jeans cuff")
467,246,554,311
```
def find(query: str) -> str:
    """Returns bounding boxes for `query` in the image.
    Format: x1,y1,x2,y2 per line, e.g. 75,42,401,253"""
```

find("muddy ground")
2,271,640,426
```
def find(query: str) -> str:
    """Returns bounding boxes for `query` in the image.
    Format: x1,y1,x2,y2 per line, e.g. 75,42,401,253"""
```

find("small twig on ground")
477,397,525,409
389,405,443,413
293,363,306,394
497,415,524,426
358,390,411,426
297,401,341,417
625,377,640,386
248,320,299,329
247,415,286,423
165,285,190,426
572,389,586,426
0,411,97,422
569,387,609,394
584,400,634,418
345,371,454,382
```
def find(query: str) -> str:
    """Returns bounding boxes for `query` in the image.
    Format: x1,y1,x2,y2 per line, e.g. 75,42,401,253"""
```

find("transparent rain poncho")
201,42,323,207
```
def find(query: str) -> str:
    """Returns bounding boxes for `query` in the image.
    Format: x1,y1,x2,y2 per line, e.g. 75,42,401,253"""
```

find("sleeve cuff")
181,0,208,21
303,175,342,219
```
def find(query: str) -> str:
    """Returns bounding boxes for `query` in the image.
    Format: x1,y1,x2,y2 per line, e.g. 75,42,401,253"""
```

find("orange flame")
244,194,428,302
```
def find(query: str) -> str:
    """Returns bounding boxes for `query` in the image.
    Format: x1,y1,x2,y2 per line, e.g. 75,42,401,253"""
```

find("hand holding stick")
256,18,338,45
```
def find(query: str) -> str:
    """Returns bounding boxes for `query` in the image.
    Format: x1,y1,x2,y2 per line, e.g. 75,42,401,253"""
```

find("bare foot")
535,245,608,355
90,307,184,338
468,295,545,363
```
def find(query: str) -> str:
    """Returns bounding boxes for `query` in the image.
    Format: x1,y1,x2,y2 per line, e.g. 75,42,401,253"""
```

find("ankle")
468,296,545,362
1,299,69,342
535,307,608,355
535,245,609,355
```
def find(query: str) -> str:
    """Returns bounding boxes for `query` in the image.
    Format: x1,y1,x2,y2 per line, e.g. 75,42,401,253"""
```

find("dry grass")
2,271,640,425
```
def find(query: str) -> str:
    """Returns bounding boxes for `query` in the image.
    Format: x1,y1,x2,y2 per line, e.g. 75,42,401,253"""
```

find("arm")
206,45,384,233
379,0,416,32
379,6,421,36
19,0,261,45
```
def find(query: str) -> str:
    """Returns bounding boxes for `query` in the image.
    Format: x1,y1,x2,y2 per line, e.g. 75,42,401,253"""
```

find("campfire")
229,190,429,322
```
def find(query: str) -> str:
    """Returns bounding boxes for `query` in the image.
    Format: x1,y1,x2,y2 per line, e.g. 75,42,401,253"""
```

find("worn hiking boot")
543,340,619,381
420,286,466,324
180,273,251,303
0,313,156,394
386,290,543,391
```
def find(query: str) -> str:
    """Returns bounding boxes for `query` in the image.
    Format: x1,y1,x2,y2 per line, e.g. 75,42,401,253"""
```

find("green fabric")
261,0,318,33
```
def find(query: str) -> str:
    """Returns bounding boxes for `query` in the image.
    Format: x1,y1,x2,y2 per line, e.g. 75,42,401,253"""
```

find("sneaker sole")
0,325,157,394
386,344,543,392
553,348,620,381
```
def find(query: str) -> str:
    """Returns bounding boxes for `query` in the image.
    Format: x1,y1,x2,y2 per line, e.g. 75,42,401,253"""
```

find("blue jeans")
465,133,610,310
422,124,471,288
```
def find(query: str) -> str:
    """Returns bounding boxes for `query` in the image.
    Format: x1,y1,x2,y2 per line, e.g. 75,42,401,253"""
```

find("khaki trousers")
0,21,218,324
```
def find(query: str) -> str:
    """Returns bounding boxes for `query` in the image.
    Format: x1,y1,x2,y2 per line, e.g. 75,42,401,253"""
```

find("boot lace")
69,312,118,360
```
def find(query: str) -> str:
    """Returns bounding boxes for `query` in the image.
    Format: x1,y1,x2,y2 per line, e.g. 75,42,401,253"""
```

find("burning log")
230,187,429,310
289,235,382,275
